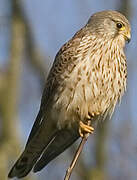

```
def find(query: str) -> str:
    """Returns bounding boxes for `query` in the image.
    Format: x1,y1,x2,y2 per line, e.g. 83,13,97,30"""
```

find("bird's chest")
52,49,127,129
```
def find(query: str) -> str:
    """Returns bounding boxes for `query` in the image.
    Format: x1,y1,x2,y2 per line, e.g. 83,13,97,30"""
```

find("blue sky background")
1,0,137,179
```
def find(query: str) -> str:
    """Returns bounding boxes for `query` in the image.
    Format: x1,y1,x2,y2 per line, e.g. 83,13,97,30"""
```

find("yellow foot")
79,121,94,137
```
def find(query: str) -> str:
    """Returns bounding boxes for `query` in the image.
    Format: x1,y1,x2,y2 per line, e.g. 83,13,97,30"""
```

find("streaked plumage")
8,10,131,178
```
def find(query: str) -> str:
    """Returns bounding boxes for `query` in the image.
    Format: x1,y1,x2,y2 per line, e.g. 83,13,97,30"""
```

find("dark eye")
116,23,123,29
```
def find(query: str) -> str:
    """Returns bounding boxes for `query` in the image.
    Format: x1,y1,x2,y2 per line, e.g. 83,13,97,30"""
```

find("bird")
8,10,131,178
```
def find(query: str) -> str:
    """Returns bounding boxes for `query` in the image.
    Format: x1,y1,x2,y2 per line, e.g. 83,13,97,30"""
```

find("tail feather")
8,119,58,178
33,129,79,172
8,151,37,178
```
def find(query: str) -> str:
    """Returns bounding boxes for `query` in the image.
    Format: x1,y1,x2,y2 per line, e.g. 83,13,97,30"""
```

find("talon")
79,121,94,137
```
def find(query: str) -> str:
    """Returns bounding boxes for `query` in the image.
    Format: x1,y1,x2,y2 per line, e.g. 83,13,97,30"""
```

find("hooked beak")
124,30,131,43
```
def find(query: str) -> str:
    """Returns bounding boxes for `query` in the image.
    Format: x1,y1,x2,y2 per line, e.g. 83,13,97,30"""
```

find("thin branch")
118,0,132,18
13,0,48,87
64,121,91,180
0,13,24,180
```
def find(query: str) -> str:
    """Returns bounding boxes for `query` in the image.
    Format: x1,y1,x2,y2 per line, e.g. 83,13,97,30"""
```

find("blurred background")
0,0,137,180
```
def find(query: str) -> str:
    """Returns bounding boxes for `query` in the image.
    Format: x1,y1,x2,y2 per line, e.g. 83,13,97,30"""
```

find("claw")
79,121,94,137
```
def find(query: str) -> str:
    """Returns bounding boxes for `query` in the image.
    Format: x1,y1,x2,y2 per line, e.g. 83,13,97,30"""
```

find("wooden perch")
64,121,91,180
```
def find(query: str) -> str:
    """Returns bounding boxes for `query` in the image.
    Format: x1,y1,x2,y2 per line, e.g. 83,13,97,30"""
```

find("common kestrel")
8,10,131,178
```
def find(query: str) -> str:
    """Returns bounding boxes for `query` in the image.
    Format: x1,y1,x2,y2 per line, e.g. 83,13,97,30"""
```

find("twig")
64,121,91,180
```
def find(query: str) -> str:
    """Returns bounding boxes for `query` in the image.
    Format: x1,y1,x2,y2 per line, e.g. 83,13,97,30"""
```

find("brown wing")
26,28,87,144
41,28,87,108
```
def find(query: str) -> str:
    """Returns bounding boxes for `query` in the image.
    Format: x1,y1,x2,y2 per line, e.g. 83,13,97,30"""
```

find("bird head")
87,10,131,44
